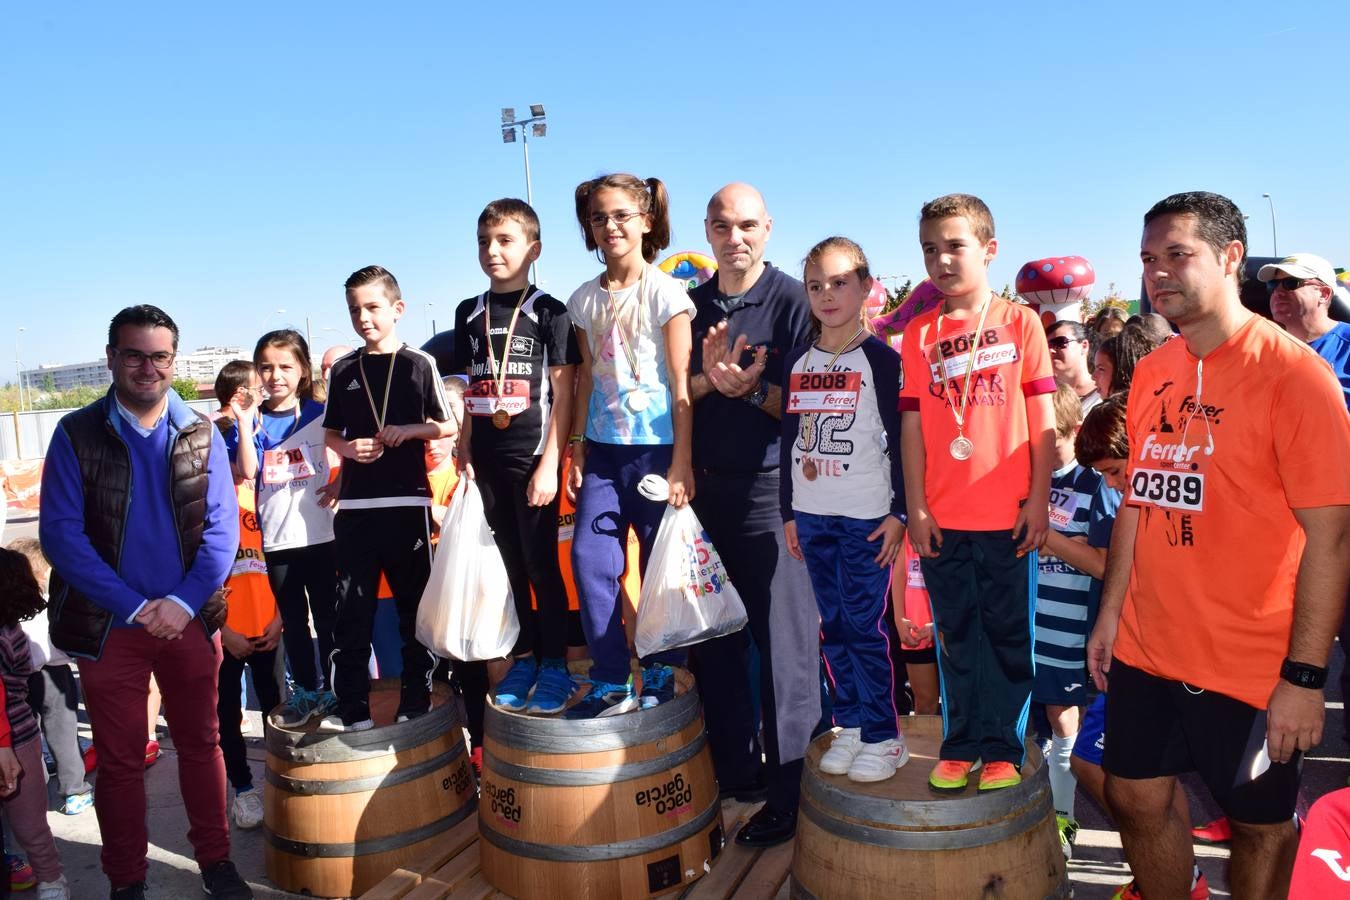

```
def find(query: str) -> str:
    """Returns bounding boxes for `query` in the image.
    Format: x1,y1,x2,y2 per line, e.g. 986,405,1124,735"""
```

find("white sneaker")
231,787,265,829
37,876,70,900
847,736,910,782
818,727,863,775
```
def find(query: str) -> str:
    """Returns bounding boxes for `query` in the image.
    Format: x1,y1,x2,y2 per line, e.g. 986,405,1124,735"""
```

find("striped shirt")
0,625,40,748
1033,462,1119,670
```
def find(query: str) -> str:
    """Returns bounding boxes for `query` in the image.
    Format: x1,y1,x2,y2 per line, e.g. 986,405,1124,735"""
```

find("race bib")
466,379,531,417
786,371,862,414
1048,487,1080,530
1129,467,1205,513
906,556,925,590
262,446,316,485
927,324,1020,384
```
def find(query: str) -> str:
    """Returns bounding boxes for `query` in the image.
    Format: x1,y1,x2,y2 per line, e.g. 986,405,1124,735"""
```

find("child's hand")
526,464,558,507
1014,503,1050,557
0,746,20,797
220,627,253,660
783,520,802,561
897,617,932,648
666,460,695,508
349,437,385,463
254,612,283,653
431,504,448,530
565,443,585,504
229,388,260,428
868,515,906,567
907,507,943,558
315,481,339,509
377,424,414,447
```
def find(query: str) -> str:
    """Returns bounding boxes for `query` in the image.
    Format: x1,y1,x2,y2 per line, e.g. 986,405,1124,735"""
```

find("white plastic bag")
635,479,748,657
416,478,519,661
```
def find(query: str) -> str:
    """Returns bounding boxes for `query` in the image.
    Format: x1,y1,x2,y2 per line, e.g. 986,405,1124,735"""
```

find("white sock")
1048,732,1078,820
1191,862,1201,888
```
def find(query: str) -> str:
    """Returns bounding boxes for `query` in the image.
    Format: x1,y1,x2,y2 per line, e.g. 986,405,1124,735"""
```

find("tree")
1082,282,1135,320
41,373,55,393
172,379,199,400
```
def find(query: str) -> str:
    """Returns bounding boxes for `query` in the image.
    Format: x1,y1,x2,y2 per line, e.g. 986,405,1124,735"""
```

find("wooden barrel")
479,669,722,899
264,679,477,898
791,715,1068,899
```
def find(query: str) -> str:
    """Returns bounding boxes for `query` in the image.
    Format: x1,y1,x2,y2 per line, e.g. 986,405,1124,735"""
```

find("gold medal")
492,408,510,430
802,457,818,481
950,435,974,460
483,286,529,427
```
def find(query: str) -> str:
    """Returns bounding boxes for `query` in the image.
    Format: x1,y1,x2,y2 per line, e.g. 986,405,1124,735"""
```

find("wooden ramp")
359,801,795,900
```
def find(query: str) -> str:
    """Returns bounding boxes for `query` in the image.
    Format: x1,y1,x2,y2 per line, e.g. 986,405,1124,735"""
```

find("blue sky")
4,1,1345,382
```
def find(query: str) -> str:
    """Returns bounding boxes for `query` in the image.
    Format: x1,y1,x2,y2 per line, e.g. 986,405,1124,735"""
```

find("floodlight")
530,104,545,118
501,127,516,143
501,107,515,124
533,123,546,138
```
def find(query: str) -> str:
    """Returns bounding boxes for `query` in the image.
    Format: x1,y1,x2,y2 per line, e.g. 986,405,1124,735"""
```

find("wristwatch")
743,380,768,409
1279,657,1327,689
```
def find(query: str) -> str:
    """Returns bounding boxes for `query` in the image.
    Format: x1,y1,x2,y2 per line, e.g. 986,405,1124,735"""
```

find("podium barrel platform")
479,668,722,899
264,679,477,898
791,715,1068,899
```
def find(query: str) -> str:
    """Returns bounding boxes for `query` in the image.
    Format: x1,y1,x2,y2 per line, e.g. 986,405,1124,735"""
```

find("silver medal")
950,435,974,461
626,391,650,412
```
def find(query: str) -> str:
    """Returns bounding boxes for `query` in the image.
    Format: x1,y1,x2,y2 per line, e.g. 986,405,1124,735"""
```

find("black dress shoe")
735,807,797,847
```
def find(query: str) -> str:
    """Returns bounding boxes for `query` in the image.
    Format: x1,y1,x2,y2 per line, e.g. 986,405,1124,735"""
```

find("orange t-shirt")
226,482,279,638
899,297,1055,530
1115,316,1350,709
897,544,934,650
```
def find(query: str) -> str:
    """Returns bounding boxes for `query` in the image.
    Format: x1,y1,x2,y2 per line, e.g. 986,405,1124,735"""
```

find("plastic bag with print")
415,477,519,661
634,476,748,657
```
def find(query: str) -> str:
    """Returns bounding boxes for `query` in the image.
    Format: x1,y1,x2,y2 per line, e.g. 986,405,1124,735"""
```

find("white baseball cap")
1257,252,1337,287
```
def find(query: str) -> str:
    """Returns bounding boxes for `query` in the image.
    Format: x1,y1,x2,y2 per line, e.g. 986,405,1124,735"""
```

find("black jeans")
216,647,281,791
266,541,339,693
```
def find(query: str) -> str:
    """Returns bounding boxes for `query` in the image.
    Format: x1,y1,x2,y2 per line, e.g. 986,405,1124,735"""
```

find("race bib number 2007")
1129,468,1204,513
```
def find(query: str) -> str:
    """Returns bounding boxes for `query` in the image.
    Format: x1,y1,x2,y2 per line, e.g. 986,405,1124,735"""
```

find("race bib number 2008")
1129,468,1204,513
786,371,862,414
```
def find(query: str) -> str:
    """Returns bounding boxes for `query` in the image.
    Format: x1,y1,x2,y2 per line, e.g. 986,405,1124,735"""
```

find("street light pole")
502,105,547,282
15,327,26,413
1262,193,1278,256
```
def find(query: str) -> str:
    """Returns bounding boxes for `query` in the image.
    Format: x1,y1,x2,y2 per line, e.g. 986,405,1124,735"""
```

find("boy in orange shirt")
900,194,1055,793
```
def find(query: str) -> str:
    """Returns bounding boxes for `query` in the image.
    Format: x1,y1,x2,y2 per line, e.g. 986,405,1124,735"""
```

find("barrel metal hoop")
799,780,1053,851
266,704,460,763
263,800,474,859
802,756,1050,829
478,798,719,862
484,687,700,753
265,743,465,795
793,872,1067,900
482,732,706,787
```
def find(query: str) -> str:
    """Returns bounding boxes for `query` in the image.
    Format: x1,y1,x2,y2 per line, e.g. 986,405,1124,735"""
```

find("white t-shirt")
787,344,894,519
567,263,694,445
252,402,336,550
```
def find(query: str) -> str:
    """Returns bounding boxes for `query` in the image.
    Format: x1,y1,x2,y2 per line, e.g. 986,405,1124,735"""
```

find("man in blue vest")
40,305,248,900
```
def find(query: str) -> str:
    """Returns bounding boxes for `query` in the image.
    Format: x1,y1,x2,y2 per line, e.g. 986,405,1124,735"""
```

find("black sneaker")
201,859,253,898
639,664,676,709
395,686,431,723
316,700,373,733
110,883,147,900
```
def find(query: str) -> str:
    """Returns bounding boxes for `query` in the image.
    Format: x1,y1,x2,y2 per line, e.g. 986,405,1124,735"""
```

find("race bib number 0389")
1129,468,1204,513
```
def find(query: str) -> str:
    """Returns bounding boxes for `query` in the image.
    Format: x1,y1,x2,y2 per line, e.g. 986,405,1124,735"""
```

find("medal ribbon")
484,286,530,409
801,325,866,465
936,294,995,441
358,346,400,432
604,267,645,384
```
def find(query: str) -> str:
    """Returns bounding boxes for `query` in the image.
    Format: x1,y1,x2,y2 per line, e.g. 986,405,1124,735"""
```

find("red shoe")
6,854,35,891
1110,870,1209,899
470,746,482,779
1190,816,1231,844
83,744,97,774
145,739,161,768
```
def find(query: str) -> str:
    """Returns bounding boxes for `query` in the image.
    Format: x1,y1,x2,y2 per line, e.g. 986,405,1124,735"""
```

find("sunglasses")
1047,336,1079,350
1267,276,1320,292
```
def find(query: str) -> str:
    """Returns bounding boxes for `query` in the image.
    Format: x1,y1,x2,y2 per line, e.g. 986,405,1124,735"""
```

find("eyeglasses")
114,349,176,369
1047,336,1078,350
1267,276,1320,292
588,210,644,228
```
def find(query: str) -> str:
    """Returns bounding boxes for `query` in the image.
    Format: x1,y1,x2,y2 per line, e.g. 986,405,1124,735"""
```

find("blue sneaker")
273,688,326,728
563,678,638,719
526,659,574,715
493,658,539,711
60,790,93,815
639,664,676,709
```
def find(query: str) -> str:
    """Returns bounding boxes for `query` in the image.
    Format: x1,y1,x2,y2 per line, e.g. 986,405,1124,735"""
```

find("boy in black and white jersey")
454,199,580,715
320,265,455,731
